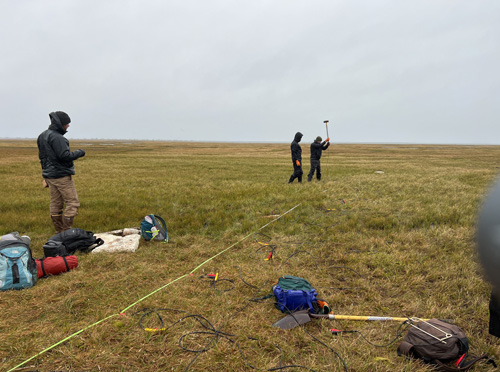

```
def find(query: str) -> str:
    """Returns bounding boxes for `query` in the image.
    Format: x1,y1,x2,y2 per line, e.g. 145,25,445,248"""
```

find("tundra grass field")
1,139,500,372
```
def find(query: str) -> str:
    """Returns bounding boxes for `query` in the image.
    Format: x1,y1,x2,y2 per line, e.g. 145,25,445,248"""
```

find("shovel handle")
310,314,425,322
333,315,411,321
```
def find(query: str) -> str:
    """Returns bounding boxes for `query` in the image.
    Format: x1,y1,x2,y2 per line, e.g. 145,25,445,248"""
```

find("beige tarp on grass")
92,228,141,254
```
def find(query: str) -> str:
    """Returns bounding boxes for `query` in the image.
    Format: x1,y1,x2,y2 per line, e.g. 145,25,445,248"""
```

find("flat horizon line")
1,137,500,146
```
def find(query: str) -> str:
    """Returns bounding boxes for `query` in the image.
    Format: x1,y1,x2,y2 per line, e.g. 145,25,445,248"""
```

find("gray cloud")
1,0,499,144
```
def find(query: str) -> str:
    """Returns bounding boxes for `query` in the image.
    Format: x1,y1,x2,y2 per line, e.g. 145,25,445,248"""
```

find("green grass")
1,140,500,371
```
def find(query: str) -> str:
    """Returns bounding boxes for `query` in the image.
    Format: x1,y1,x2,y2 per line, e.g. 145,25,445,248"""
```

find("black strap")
435,354,492,371
153,215,168,241
250,294,274,302
154,215,167,231
85,238,104,253
40,259,47,276
12,262,20,284
62,256,70,271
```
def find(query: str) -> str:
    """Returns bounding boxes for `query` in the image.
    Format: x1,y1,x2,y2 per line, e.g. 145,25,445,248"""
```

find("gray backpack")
398,319,493,371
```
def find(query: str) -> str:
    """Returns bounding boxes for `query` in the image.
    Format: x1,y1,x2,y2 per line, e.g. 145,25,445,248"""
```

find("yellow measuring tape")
7,203,301,372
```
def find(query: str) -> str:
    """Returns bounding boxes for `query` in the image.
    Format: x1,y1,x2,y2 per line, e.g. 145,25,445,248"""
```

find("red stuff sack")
35,256,78,278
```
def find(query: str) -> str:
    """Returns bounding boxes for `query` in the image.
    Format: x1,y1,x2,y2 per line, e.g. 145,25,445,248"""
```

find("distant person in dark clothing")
307,136,330,182
37,111,86,233
288,132,303,183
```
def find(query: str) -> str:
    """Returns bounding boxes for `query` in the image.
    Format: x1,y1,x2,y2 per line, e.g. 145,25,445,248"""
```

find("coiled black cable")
135,308,338,371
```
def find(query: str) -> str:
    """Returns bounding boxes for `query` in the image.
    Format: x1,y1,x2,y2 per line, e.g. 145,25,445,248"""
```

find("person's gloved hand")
326,138,330,142
75,149,86,158
296,160,300,166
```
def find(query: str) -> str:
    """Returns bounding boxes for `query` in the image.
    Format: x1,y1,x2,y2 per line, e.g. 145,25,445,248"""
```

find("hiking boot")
51,214,64,233
63,216,74,231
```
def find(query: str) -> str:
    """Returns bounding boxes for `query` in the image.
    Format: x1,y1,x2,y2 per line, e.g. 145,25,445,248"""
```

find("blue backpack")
273,275,318,313
0,233,37,291
140,214,168,242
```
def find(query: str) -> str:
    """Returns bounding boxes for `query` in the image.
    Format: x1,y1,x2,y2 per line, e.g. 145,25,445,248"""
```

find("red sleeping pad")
36,256,78,278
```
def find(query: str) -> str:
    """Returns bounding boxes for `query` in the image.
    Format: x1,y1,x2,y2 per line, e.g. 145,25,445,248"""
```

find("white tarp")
92,228,141,254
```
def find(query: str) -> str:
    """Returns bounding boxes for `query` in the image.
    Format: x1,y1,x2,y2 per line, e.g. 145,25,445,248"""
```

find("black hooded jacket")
310,140,329,161
37,112,85,179
290,132,303,162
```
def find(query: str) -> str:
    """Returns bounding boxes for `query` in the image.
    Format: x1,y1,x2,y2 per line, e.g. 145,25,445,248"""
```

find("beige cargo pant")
45,176,80,217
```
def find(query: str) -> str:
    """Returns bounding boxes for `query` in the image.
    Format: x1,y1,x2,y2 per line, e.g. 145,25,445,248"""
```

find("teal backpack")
140,214,168,242
0,233,37,291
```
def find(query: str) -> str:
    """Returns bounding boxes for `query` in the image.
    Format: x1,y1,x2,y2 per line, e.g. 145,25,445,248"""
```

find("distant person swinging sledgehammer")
307,136,330,182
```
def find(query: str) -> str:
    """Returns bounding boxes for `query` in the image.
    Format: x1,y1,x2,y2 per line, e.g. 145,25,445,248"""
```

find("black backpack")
44,228,104,257
398,318,494,371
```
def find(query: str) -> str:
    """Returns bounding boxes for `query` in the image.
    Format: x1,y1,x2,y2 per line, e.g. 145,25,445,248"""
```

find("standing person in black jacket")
37,111,85,233
288,132,303,183
307,136,330,182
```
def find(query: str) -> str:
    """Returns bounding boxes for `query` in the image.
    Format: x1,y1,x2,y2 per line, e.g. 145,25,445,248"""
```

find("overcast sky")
0,1,498,144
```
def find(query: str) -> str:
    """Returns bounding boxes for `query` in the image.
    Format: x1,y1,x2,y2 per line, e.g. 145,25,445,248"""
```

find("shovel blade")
272,310,312,330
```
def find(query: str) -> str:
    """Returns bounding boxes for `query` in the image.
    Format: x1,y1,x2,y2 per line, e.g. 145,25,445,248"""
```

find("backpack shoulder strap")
153,215,167,231
153,215,168,241
85,238,104,253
